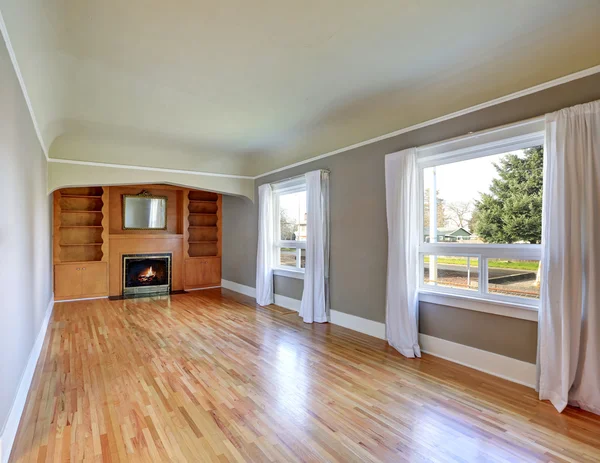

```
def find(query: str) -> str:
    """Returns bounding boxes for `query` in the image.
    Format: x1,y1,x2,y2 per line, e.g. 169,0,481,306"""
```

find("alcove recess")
186,190,221,257
183,190,222,290
54,187,109,263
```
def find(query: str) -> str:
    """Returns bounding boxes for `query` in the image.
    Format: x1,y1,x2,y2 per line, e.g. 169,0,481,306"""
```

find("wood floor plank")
9,289,600,462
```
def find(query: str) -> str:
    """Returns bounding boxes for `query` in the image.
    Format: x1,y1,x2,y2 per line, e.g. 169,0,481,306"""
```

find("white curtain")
300,170,330,323
256,184,274,306
385,148,421,358
539,100,600,414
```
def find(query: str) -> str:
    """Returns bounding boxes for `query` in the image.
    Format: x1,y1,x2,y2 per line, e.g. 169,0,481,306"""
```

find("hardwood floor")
10,289,600,462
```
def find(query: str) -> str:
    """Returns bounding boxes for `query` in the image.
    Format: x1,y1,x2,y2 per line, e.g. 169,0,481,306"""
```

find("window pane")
487,259,540,299
278,248,305,268
423,145,543,244
423,255,479,291
279,248,306,268
279,191,307,241
279,248,298,267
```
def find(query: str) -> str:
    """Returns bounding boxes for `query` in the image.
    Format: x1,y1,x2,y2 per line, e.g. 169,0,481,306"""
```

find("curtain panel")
256,184,274,306
384,148,421,358
300,170,330,323
539,100,600,414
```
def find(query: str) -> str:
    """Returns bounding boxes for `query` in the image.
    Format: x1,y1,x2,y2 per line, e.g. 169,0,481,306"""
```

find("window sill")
418,290,539,321
273,267,305,280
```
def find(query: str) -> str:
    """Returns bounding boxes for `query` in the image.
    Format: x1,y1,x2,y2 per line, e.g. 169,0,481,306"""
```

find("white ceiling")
2,0,600,176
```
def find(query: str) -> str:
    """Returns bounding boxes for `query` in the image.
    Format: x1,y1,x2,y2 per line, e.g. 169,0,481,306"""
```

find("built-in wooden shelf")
56,260,103,265
188,243,218,256
61,210,103,214
109,233,183,240
186,191,220,258
59,248,104,263
54,187,108,263
59,187,103,196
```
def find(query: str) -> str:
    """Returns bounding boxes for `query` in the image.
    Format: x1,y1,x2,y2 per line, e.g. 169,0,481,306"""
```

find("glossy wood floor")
10,290,600,462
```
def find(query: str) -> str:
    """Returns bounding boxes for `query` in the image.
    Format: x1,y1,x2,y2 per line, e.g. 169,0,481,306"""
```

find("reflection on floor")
10,289,600,462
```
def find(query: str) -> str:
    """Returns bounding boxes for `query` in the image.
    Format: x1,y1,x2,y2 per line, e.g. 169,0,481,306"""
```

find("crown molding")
254,64,600,179
0,10,49,159
48,158,255,180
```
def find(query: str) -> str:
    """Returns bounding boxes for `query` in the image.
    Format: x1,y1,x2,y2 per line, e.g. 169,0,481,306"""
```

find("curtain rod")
270,169,330,186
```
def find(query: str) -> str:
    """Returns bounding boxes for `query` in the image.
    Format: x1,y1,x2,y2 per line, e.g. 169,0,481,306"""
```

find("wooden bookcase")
187,190,221,257
183,190,222,289
53,187,109,300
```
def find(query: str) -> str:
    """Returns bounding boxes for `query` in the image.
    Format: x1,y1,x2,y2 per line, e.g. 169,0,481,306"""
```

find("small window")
418,130,543,306
273,178,307,272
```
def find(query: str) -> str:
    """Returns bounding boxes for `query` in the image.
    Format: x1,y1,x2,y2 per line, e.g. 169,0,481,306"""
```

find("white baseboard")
221,280,303,312
0,297,55,463
329,310,386,339
221,280,386,338
272,293,388,340
419,334,536,388
274,294,302,312
221,280,256,298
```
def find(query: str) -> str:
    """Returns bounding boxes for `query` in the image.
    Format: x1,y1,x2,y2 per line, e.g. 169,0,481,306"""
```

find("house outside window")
417,124,544,308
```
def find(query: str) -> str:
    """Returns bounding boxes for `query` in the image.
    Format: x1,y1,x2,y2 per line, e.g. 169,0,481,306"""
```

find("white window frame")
416,118,545,315
272,176,306,279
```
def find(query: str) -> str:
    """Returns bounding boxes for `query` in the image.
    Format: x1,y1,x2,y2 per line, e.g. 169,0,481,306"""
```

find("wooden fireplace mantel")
53,184,222,300
109,234,184,240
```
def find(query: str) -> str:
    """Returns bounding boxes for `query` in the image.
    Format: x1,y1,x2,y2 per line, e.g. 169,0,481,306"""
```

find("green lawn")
423,256,538,271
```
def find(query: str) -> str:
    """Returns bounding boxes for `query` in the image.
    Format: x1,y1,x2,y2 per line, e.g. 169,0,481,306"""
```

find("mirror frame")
122,190,168,230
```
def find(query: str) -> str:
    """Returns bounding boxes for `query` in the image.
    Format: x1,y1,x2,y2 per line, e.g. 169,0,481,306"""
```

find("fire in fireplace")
137,265,157,284
123,253,172,297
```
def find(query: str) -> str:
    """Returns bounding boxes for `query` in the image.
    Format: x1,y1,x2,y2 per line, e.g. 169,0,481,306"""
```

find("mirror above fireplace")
123,190,167,230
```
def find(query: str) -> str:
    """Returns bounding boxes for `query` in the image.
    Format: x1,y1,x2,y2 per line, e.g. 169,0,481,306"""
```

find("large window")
418,130,543,306
273,177,307,274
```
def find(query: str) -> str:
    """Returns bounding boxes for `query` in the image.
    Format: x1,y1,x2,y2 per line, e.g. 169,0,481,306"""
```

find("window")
273,177,307,275
418,127,543,306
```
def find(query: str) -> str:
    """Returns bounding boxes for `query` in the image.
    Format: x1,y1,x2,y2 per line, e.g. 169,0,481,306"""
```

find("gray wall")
274,276,303,301
222,73,600,361
0,39,52,434
419,302,538,363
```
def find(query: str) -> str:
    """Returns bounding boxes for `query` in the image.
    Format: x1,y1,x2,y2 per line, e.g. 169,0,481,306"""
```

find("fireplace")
122,253,172,297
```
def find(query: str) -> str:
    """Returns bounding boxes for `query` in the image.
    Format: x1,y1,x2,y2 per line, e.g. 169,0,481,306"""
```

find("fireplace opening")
123,253,172,297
